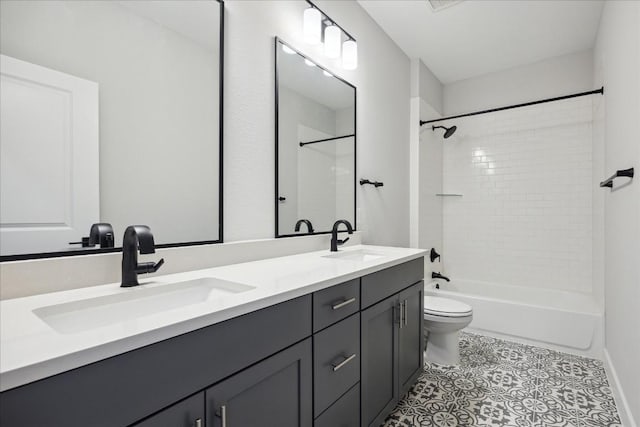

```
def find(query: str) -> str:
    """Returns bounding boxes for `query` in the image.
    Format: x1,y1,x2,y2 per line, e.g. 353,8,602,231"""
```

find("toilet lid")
424,296,472,317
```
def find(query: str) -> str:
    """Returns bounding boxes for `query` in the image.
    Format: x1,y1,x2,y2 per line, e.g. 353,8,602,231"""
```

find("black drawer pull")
332,298,356,310
332,353,356,371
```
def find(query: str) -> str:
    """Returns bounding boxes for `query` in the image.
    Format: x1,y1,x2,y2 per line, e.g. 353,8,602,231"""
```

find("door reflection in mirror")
0,0,223,258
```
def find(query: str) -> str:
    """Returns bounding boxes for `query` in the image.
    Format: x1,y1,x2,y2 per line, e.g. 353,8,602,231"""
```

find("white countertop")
0,245,426,391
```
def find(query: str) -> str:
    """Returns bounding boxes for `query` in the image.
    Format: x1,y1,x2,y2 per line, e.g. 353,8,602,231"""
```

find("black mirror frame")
274,37,357,238
0,0,225,262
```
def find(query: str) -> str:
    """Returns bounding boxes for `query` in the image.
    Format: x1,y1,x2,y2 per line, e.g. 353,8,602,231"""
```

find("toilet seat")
424,296,472,318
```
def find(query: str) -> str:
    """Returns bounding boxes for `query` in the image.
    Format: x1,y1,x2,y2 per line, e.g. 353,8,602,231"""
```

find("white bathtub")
426,280,604,358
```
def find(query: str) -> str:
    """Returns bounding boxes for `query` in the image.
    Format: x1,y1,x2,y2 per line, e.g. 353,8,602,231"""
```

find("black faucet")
69,223,114,248
121,225,164,287
431,272,450,282
294,219,314,233
88,223,115,248
330,220,353,252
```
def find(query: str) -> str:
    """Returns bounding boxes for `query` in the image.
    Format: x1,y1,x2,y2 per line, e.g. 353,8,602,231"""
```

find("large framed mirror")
0,0,224,260
275,38,356,238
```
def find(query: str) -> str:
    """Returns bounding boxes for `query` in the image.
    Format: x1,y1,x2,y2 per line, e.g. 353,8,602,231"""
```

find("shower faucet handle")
430,248,441,262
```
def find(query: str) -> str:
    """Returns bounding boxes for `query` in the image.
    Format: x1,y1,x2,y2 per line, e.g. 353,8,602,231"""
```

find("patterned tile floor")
384,332,621,427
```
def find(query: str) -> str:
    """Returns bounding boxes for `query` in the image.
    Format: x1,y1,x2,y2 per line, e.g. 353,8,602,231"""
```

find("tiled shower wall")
441,96,594,293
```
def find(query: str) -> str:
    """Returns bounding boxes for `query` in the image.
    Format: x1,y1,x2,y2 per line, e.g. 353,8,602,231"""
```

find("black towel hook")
360,179,383,188
600,167,634,188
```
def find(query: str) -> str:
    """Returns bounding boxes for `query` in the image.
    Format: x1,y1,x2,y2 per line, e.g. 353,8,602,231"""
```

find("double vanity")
0,245,426,427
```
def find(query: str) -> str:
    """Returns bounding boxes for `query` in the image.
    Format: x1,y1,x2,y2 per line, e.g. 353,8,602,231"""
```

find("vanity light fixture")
342,39,358,70
303,6,322,45
324,24,341,59
303,0,358,70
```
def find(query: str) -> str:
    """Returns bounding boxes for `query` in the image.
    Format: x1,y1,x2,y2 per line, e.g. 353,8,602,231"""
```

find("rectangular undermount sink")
33,278,255,334
322,249,385,263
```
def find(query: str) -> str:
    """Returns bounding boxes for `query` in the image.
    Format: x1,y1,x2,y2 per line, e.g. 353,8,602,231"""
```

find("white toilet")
423,296,473,366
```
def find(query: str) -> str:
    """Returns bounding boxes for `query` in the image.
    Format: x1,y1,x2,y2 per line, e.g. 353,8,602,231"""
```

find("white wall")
0,1,220,245
417,100,443,279
411,59,444,115
225,0,411,245
444,50,594,116
441,96,594,293
409,58,443,269
594,1,640,424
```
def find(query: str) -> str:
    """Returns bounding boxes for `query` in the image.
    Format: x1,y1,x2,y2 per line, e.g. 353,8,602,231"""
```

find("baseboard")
464,327,603,359
603,348,637,427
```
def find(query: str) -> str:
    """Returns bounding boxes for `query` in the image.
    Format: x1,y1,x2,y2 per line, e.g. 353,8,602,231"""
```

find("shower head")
432,125,457,139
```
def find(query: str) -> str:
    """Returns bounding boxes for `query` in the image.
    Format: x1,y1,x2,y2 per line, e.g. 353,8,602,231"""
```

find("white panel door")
0,54,99,256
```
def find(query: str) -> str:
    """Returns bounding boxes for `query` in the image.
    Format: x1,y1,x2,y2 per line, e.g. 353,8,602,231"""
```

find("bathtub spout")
432,272,450,282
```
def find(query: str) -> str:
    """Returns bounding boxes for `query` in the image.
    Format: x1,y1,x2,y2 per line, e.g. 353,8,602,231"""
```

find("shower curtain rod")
420,87,604,126
299,133,355,147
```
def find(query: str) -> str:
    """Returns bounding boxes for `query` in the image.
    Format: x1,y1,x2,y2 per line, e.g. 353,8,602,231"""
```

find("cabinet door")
206,338,312,427
134,392,204,427
398,281,424,396
360,295,399,427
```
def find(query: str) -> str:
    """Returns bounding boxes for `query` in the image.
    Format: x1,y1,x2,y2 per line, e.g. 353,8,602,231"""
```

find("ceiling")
358,0,604,84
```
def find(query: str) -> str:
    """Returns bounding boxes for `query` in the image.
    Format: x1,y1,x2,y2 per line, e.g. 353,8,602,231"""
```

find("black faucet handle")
338,237,350,246
69,237,92,247
135,258,165,274
152,258,165,272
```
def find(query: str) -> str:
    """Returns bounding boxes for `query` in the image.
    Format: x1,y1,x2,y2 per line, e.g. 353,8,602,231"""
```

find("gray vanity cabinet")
0,296,312,427
205,338,313,427
359,259,424,427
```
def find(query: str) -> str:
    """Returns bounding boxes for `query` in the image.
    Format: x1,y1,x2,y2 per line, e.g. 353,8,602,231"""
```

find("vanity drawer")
313,313,360,417
361,258,424,309
315,383,360,427
313,278,360,332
